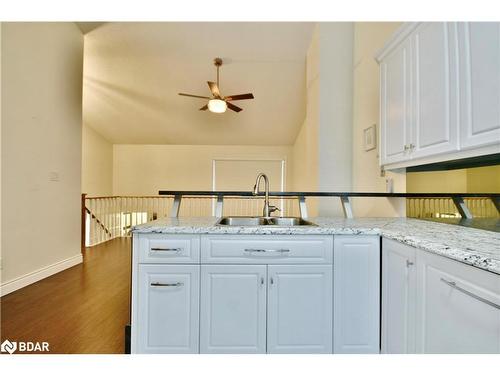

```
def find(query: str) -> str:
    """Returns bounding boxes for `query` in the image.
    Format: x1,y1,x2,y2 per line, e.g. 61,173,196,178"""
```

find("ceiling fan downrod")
214,57,222,89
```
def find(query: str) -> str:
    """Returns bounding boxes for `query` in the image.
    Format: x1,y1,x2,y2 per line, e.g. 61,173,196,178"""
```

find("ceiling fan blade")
225,93,254,101
207,81,221,98
199,104,208,111
179,93,211,99
226,102,243,113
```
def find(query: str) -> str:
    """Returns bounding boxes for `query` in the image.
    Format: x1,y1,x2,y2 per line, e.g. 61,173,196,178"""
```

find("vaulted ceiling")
82,22,314,145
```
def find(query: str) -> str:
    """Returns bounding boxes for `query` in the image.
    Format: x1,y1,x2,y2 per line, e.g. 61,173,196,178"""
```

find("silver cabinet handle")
260,277,264,285
406,260,414,267
150,282,184,287
244,248,290,254
151,247,182,252
404,145,409,151
440,278,500,310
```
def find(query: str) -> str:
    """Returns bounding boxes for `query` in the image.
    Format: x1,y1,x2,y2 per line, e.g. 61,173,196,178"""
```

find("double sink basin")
216,216,316,227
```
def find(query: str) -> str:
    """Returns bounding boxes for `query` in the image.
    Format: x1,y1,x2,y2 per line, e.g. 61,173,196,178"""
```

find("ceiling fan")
178,57,254,113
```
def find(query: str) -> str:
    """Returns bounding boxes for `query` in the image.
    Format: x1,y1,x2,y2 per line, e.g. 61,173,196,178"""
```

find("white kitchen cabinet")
334,236,380,354
381,238,416,354
135,264,200,353
267,265,333,353
415,250,500,353
411,22,459,159
458,22,500,150
200,265,267,353
377,22,500,169
133,233,380,354
379,37,412,165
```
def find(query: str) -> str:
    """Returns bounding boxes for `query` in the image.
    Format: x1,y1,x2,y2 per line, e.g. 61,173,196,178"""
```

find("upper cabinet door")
411,23,459,158
200,265,267,354
267,265,333,353
458,22,500,150
380,38,412,165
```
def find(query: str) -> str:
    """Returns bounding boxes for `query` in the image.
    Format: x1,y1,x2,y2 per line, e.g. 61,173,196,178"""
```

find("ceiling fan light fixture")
208,99,227,113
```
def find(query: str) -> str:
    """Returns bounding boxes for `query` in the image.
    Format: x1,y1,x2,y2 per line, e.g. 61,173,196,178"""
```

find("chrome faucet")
253,173,280,218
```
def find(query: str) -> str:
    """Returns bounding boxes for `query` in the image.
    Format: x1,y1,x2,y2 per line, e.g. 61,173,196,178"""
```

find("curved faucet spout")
253,173,269,196
253,173,279,218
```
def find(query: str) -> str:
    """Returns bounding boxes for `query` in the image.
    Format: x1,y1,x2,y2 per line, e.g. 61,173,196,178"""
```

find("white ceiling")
82,22,314,145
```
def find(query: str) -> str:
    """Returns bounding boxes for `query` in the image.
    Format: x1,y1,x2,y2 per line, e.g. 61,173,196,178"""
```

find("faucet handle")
268,205,281,214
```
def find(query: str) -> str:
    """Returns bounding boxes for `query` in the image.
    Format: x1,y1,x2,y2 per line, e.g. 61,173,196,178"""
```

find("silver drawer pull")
440,278,500,310
150,282,184,287
150,247,182,253
244,248,290,254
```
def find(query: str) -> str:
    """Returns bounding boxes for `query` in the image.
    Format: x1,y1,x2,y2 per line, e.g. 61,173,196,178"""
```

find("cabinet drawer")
136,234,200,264
201,235,333,264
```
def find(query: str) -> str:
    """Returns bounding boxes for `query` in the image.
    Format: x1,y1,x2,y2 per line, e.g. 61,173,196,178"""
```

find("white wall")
1,23,84,293
292,23,354,216
113,145,293,196
352,22,406,217
82,123,113,196
292,26,320,215
318,23,354,216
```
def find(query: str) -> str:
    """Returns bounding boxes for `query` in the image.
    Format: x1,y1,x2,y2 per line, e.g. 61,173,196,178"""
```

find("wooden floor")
0,238,131,354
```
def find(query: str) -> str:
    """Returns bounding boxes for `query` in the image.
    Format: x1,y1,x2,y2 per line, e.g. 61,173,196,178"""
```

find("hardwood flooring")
0,238,131,354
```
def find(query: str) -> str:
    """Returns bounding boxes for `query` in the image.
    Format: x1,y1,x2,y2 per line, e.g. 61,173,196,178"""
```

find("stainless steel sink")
267,217,314,226
217,217,268,226
216,216,316,226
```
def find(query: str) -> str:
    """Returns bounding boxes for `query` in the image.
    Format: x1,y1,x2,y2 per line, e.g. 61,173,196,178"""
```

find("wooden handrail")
81,193,87,253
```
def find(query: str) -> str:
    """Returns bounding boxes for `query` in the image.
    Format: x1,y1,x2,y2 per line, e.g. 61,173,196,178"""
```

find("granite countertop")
133,217,500,275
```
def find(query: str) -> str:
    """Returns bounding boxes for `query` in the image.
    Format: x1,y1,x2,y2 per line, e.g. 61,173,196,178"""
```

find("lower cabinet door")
334,235,380,353
416,251,500,353
136,264,200,353
381,239,416,354
200,265,267,353
267,265,333,353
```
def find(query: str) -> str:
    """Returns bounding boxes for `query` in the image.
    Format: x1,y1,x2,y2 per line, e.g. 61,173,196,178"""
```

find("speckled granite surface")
133,217,500,275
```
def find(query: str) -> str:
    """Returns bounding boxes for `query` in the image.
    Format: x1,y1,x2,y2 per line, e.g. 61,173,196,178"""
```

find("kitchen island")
131,217,500,354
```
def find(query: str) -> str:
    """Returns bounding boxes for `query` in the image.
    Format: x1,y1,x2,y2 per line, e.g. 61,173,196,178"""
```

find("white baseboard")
0,253,83,297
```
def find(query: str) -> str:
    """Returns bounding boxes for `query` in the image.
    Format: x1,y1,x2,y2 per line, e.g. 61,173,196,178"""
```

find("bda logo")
1,340,17,354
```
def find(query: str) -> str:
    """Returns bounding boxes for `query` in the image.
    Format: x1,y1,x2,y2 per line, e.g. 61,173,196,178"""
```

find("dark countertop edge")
158,191,500,198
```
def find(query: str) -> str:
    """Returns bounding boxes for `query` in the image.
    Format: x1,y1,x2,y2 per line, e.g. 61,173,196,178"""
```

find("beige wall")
113,145,293,196
407,169,468,193
352,22,406,217
82,123,113,196
466,165,500,193
1,23,83,286
0,23,3,273
407,165,500,193
292,26,319,215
